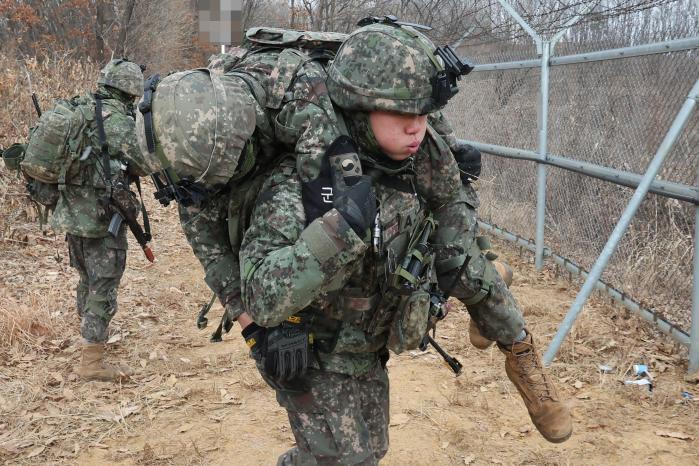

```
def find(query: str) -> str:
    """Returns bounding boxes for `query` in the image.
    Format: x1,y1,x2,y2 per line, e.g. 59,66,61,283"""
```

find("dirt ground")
1,182,699,466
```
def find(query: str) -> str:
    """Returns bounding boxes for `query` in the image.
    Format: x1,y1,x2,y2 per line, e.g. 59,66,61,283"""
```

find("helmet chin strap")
344,110,417,175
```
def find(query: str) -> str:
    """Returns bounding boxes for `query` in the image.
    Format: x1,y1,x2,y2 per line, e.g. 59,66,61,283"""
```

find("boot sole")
75,369,129,383
540,428,573,444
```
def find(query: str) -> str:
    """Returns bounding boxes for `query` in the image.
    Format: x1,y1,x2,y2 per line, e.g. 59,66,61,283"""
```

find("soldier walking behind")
50,60,146,382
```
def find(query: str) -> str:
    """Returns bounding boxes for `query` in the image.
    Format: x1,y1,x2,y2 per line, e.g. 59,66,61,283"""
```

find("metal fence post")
495,0,548,270
691,152,699,374
543,79,699,365
496,0,542,54
535,41,550,270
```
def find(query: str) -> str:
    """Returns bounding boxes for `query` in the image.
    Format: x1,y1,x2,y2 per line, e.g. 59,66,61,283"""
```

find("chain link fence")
444,0,699,366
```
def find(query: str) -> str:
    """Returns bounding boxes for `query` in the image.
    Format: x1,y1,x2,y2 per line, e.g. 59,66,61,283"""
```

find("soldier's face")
369,111,428,161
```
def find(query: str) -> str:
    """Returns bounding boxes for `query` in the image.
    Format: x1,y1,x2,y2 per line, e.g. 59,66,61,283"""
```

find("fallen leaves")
178,423,193,433
96,404,141,423
26,445,45,458
389,413,410,427
655,431,694,441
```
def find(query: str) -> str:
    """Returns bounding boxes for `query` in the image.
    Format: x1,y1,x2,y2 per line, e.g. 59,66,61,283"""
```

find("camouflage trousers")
67,231,127,343
178,191,241,312
178,175,267,319
275,363,389,466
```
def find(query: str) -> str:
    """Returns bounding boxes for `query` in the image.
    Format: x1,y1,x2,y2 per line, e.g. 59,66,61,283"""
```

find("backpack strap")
267,48,306,109
139,74,178,179
94,95,111,192
332,103,350,137
228,71,267,108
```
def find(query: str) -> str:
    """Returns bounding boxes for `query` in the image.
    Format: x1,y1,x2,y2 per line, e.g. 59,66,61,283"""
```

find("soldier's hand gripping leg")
469,260,513,350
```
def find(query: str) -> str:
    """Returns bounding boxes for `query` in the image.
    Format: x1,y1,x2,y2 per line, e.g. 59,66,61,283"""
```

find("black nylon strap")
144,110,155,154
374,174,414,194
138,74,160,154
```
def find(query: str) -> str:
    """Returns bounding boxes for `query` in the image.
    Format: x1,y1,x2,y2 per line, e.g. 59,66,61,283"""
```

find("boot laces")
515,348,554,402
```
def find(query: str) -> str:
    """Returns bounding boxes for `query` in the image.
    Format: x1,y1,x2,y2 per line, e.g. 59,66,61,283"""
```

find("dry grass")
0,53,98,149
0,52,94,360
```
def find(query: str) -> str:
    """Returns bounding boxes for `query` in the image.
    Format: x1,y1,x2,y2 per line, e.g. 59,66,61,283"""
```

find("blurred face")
369,111,428,161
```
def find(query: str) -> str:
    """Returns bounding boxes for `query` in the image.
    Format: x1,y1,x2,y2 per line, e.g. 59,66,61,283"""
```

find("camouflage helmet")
327,23,445,115
98,59,144,98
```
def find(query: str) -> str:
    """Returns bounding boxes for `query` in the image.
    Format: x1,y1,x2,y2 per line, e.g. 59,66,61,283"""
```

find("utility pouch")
387,290,430,354
26,178,59,208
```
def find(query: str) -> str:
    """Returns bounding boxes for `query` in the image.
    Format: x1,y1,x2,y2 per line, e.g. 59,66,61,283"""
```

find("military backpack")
21,95,95,187
136,27,347,206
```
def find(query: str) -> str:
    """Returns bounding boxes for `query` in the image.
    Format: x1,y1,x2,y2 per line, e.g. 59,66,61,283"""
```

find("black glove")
243,319,311,388
265,319,311,381
328,136,376,237
242,322,267,362
453,143,481,184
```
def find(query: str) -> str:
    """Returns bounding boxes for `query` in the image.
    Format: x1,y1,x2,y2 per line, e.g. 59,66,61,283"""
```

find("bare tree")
116,0,137,57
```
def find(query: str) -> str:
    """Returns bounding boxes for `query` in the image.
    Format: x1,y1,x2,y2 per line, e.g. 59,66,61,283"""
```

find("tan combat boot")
493,261,513,288
500,331,572,443
75,343,130,382
469,261,514,350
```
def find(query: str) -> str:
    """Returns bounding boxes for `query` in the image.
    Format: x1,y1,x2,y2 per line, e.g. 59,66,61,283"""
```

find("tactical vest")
304,152,434,357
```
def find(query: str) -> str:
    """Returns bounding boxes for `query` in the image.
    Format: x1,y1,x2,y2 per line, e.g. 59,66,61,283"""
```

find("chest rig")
309,168,435,354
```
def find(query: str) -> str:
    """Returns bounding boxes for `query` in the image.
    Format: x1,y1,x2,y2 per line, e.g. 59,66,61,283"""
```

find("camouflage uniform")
177,171,270,318
173,43,340,322
181,41,468,325
51,61,144,343
240,21,571,464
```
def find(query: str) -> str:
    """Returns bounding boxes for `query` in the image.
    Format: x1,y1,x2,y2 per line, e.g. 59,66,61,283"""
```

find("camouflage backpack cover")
21,95,94,185
136,27,347,205
136,70,257,198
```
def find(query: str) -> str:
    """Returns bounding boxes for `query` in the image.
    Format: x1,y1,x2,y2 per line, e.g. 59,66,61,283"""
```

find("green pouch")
387,290,430,354
2,143,26,171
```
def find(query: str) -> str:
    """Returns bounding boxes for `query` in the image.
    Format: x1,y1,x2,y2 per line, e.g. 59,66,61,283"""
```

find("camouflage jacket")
226,48,343,181
240,116,505,375
51,88,141,240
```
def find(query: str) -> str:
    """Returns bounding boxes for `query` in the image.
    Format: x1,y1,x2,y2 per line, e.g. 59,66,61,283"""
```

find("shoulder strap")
228,71,267,108
94,95,111,190
267,48,306,109
332,104,350,137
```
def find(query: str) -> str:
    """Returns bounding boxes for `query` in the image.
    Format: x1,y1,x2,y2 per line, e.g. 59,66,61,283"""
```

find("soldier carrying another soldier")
238,19,573,465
